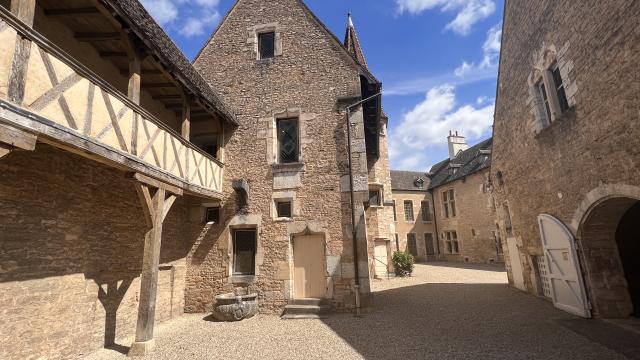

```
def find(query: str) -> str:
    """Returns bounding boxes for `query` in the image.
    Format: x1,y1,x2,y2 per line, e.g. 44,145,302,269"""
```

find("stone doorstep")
281,298,332,319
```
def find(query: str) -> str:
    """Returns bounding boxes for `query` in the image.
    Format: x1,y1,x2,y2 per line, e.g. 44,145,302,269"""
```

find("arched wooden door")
537,214,591,318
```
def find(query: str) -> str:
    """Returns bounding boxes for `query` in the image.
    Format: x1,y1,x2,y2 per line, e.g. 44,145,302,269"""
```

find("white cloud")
389,85,494,170
451,23,502,81
396,0,496,36
140,0,221,37
179,12,221,37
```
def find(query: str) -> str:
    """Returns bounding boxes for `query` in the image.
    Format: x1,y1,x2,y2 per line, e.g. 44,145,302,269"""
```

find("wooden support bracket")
0,122,36,151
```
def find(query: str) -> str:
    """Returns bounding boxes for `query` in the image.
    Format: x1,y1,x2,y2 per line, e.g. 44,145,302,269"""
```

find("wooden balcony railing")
0,8,223,196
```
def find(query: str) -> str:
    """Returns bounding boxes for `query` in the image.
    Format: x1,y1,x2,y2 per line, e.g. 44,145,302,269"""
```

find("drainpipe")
429,189,441,259
345,92,381,317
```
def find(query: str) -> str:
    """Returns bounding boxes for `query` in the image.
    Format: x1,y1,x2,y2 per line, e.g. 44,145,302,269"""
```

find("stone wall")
492,0,640,315
0,145,199,360
191,0,388,312
432,169,500,263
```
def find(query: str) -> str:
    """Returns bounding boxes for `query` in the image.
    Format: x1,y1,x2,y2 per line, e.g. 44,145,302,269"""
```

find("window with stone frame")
258,31,275,59
404,200,414,222
534,63,570,129
392,200,397,221
275,200,292,218
445,231,459,254
421,201,432,222
442,189,456,218
407,233,418,256
425,233,436,255
233,229,257,275
368,188,382,207
205,207,220,224
277,118,299,163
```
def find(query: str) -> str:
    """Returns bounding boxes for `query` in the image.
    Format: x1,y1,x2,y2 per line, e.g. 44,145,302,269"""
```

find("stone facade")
191,0,393,313
390,171,436,261
431,169,501,264
492,0,640,318
0,145,207,359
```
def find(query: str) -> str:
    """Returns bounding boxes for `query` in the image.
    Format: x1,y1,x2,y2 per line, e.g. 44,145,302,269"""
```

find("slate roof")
391,170,430,191
428,137,493,189
102,0,238,126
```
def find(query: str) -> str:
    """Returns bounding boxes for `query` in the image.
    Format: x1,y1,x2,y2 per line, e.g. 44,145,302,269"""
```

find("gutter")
345,92,381,317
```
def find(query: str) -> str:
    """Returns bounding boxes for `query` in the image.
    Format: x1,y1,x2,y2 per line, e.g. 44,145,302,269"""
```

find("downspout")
429,189,441,259
346,92,381,317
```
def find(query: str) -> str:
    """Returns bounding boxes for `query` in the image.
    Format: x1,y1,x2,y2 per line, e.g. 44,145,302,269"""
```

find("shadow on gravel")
418,261,507,273
320,283,626,360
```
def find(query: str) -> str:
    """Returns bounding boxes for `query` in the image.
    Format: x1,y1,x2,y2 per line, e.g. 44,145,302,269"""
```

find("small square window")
369,188,381,207
205,207,220,224
258,32,275,59
276,201,292,218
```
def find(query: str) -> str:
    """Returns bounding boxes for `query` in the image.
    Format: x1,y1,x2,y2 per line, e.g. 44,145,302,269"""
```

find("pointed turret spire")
344,12,368,68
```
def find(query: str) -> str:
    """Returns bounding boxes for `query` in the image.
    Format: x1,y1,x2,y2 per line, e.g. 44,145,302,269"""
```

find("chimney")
447,130,468,160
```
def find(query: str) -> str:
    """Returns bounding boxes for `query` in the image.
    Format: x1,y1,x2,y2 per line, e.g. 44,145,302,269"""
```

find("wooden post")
7,0,37,105
180,91,191,141
123,33,145,155
128,173,180,357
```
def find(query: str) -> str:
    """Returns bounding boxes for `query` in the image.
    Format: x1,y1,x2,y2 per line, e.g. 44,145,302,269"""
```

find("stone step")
281,303,331,319
288,298,328,306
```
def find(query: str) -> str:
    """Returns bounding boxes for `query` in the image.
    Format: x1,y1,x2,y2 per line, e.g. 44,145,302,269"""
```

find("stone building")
427,134,501,264
0,0,237,358
492,0,640,318
192,0,395,316
390,170,437,262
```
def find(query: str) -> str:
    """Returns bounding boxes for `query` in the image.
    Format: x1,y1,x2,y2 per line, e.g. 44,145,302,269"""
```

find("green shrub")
392,251,415,277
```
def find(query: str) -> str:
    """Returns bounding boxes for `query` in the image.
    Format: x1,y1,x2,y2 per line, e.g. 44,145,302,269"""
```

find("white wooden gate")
506,237,526,291
537,214,591,318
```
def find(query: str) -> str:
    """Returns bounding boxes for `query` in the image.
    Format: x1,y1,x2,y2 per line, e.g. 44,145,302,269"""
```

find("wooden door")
374,240,388,278
293,235,325,298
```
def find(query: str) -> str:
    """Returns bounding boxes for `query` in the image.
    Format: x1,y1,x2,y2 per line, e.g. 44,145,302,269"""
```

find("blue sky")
140,0,503,171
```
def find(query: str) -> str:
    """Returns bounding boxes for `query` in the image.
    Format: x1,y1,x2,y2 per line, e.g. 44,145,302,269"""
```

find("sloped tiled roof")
391,170,430,191
428,138,493,189
103,0,238,126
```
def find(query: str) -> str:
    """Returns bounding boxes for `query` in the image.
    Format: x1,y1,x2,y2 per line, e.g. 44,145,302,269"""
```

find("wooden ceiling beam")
99,51,127,58
152,94,181,100
120,69,163,76
142,83,176,88
75,32,121,42
44,7,100,16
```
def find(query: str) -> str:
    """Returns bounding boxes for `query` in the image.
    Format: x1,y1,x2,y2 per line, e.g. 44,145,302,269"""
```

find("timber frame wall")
0,0,232,356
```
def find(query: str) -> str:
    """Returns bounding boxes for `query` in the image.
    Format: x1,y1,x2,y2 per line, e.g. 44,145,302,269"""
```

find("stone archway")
574,184,640,318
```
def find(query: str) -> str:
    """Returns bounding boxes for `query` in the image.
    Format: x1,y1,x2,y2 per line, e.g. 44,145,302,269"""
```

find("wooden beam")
127,172,183,196
74,32,121,42
7,0,36,105
44,7,100,16
0,123,36,150
129,185,170,356
120,69,162,76
99,51,127,58
142,83,176,89
10,0,36,27
180,92,191,141
0,104,223,199
152,94,181,100
0,144,12,158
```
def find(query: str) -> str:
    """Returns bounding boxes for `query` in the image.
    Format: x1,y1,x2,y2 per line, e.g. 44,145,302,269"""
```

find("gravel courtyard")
84,262,631,360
